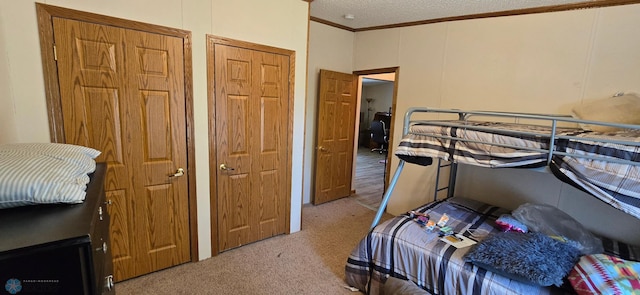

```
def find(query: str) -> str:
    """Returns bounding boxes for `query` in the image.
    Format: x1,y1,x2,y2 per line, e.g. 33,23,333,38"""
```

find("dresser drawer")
91,200,115,294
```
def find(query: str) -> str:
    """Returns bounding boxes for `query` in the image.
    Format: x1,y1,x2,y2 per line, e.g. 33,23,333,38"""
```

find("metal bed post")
447,162,458,199
368,108,420,229
370,159,406,229
433,159,445,201
547,119,558,165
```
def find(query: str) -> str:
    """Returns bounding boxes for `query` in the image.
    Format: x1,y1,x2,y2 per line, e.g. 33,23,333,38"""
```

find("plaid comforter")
345,197,640,295
345,197,568,295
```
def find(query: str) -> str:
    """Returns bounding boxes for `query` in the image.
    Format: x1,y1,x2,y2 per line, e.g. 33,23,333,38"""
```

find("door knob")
169,168,184,177
219,164,235,171
317,146,329,152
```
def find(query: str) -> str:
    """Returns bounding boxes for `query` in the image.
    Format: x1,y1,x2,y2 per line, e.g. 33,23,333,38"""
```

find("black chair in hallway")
370,120,388,154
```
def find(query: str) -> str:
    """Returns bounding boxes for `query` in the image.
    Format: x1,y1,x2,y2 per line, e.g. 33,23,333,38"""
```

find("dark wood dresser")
0,163,114,295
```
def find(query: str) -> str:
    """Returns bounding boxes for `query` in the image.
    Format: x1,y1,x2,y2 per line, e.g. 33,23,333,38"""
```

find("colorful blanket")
568,254,640,295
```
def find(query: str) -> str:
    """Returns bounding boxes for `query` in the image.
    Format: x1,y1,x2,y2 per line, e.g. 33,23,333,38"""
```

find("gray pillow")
463,232,580,287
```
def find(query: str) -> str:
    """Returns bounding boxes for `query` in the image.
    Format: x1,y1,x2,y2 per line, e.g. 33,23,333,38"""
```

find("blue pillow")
463,232,580,287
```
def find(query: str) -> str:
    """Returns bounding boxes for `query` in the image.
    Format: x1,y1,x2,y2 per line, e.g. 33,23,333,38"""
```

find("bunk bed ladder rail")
432,109,463,202
371,108,463,229
433,158,458,202
369,158,458,229
371,107,465,229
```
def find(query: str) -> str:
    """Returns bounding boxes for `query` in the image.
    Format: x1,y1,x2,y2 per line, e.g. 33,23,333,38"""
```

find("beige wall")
0,0,309,260
0,11,17,143
352,5,640,244
304,21,355,203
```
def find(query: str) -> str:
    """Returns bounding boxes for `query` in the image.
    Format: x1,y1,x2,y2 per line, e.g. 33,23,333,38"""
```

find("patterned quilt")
345,196,640,295
345,197,571,295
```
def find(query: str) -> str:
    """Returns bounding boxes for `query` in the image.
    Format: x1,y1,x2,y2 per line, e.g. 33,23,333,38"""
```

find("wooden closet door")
52,17,190,281
213,43,290,251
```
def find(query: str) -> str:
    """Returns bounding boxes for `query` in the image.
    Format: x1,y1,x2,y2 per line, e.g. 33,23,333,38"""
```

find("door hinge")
53,45,57,61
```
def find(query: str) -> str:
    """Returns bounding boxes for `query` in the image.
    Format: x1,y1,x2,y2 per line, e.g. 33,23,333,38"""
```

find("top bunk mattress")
395,121,575,168
552,130,640,218
394,120,640,219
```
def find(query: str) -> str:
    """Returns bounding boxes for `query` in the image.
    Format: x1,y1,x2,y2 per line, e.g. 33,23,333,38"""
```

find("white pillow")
572,93,640,132
0,143,101,209
0,143,100,172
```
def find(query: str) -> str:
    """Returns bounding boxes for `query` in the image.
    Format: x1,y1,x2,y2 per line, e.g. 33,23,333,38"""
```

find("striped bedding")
395,121,568,168
552,130,640,219
394,121,640,219
345,197,640,295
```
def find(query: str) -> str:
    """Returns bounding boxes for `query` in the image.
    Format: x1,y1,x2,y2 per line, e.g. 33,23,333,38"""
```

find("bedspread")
553,129,640,219
395,121,567,168
345,197,570,295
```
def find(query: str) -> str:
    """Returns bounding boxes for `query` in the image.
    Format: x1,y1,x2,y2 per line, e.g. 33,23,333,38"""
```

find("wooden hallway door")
313,69,358,205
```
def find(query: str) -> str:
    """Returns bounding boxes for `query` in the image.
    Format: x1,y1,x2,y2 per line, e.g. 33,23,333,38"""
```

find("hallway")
351,146,387,211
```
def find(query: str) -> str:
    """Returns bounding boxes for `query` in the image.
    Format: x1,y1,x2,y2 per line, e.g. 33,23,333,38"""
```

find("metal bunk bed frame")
371,107,640,228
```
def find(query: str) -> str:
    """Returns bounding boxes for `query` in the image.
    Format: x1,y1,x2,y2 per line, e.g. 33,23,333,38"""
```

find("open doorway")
351,68,398,211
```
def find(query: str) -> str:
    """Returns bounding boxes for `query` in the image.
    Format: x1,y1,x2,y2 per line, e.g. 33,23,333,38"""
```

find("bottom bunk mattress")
345,197,567,295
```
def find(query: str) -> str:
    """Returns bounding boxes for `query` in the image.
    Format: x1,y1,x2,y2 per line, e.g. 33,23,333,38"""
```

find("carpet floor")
115,147,389,294
115,196,391,294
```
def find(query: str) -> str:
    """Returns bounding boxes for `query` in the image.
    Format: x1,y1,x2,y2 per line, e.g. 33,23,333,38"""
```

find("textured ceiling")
310,0,599,30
